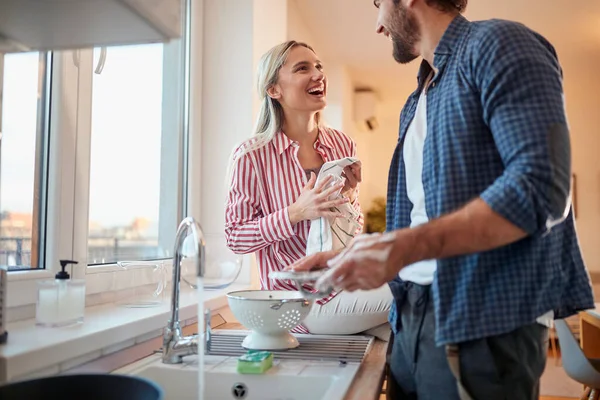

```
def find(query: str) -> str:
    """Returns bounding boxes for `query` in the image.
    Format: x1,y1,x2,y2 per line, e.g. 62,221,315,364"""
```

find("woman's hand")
342,161,362,202
288,173,348,225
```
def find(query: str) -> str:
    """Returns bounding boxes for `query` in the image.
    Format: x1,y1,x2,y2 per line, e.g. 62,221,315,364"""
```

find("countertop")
214,319,389,400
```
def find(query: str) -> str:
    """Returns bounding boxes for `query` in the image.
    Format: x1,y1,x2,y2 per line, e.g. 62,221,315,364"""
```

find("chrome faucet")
162,217,206,364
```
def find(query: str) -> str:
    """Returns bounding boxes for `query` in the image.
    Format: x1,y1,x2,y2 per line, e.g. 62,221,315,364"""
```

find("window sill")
0,283,250,383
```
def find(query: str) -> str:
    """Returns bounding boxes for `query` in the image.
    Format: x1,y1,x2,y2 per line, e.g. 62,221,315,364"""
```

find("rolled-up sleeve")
474,22,571,235
225,151,295,254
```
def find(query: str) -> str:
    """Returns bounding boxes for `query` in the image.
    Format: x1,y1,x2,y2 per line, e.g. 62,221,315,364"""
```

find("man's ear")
267,85,281,100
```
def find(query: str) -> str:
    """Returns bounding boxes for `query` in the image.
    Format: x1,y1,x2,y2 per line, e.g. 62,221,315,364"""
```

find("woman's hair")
228,41,324,172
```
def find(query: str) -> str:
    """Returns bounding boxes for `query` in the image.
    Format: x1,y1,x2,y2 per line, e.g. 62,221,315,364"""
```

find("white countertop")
0,283,250,382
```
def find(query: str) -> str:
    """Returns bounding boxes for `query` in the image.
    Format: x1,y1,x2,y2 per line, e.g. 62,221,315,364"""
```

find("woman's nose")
313,71,325,81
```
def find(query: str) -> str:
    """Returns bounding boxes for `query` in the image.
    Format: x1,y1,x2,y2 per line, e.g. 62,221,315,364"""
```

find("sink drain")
232,383,247,399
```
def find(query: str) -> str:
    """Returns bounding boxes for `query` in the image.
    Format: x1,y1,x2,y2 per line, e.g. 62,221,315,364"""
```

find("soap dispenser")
36,260,86,327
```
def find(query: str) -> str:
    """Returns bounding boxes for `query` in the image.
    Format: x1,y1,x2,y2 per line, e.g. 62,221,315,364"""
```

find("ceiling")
293,0,600,102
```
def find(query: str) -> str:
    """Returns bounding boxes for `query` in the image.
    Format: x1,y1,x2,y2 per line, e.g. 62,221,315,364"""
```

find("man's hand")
286,249,342,272
318,232,406,291
290,231,410,292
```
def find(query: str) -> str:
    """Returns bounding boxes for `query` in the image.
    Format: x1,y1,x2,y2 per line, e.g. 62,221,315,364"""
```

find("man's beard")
390,3,420,64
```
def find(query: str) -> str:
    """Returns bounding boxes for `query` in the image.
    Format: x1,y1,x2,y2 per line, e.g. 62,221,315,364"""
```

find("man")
290,0,595,399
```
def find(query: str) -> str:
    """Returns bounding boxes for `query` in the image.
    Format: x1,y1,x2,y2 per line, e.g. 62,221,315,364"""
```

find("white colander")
226,290,314,350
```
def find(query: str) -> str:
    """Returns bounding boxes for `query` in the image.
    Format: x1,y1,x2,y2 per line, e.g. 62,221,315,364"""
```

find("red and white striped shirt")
225,127,364,314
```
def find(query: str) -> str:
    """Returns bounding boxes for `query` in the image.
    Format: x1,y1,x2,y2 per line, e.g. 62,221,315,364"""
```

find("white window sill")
0,283,250,383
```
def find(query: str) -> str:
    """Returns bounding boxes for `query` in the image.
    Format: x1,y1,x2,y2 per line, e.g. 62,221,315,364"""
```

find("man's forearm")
396,198,528,265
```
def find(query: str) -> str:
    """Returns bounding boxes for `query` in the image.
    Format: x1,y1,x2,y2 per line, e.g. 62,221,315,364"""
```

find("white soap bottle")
36,260,86,327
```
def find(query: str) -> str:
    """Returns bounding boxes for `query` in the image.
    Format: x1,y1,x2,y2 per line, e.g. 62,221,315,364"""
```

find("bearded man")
291,1,595,399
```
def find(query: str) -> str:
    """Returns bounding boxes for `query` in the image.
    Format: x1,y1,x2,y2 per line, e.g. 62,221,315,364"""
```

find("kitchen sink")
116,353,361,400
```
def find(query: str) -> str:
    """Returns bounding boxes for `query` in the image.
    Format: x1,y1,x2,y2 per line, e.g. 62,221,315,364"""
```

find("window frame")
73,7,193,283
79,34,188,276
0,52,52,272
6,0,203,314
6,50,81,309
31,52,53,272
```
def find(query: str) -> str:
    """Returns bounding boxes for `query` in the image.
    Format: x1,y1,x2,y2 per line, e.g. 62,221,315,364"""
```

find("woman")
225,40,392,336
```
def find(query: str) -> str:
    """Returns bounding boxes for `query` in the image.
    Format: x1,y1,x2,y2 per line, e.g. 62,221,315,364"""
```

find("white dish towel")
306,157,362,256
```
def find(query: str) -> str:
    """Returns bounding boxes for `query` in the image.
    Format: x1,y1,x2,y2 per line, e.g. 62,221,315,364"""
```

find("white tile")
6,304,35,323
135,329,163,344
299,365,342,377
210,357,238,373
182,354,226,371
102,338,135,356
308,360,346,367
60,350,103,372
275,359,309,375
12,364,60,382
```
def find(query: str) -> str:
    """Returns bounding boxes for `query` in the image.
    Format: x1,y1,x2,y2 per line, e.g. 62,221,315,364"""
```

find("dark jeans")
388,283,548,400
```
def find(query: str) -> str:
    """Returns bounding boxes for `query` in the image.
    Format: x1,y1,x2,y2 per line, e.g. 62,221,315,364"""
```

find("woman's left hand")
342,161,362,201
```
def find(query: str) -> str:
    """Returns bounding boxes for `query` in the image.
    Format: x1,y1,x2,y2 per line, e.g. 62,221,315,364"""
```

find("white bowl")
181,234,243,290
226,290,314,350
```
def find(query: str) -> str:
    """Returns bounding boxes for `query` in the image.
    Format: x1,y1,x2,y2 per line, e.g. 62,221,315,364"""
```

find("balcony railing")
1,236,163,268
0,237,31,267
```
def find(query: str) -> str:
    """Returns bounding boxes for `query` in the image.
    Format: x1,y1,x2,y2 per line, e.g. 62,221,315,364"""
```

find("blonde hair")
227,41,324,182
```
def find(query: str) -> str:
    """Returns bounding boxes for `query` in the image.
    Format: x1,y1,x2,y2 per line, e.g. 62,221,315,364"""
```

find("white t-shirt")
399,92,436,285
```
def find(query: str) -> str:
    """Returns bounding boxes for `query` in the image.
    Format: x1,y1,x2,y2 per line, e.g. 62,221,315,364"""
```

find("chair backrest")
554,318,600,388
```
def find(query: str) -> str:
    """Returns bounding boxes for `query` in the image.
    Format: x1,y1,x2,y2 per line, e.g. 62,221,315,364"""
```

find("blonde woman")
225,40,392,336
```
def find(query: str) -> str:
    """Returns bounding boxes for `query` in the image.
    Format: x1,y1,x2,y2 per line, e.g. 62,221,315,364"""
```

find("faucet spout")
162,217,205,365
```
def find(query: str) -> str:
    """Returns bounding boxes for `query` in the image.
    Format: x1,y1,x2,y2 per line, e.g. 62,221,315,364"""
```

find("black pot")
0,374,163,399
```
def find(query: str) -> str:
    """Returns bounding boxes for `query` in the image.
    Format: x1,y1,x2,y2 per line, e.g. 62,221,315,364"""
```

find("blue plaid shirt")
386,15,594,346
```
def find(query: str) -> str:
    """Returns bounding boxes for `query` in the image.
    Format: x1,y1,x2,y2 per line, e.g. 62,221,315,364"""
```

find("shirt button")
431,82,436,88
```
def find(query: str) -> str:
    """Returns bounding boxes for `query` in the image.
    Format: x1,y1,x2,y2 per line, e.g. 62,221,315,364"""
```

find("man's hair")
390,0,467,13
424,0,467,13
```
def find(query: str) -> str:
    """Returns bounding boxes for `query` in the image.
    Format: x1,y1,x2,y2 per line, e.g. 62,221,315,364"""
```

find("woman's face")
269,45,327,114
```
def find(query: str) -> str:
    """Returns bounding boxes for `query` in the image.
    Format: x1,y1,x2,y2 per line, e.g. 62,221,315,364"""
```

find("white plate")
269,269,328,282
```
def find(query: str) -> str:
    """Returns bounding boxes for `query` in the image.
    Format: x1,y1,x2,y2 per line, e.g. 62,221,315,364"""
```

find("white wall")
199,0,290,287
562,56,600,273
253,0,288,118
287,0,317,47
200,0,288,236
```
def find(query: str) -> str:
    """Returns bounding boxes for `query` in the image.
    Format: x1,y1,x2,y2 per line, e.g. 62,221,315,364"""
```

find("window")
87,44,174,265
0,52,51,270
4,0,194,315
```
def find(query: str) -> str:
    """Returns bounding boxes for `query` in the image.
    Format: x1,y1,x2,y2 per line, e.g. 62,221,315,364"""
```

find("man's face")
375,0,420,64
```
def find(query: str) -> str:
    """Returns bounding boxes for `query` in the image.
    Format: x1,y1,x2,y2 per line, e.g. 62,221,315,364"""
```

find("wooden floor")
540,346,578,400
378,392,576,399
540,398,578,400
